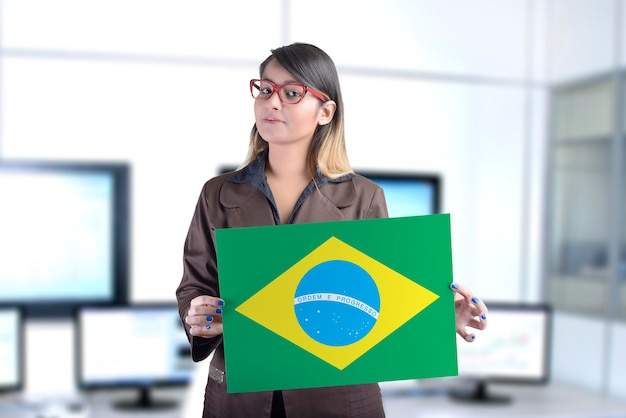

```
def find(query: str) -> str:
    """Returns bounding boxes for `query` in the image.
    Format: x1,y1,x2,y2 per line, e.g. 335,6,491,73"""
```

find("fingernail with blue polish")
471,296,479,303
206,315,213,322
471,334,476,340
218,300,224,306
450,283,458,289
206,325,211,330
481,313,487,320
216,308,222,314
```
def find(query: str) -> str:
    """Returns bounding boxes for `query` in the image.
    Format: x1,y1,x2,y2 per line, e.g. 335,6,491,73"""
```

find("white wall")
0,0,551,402
546,0,616,83
1,0,544,305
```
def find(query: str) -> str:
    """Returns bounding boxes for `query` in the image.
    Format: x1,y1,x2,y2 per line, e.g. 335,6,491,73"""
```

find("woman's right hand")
185,295,224,338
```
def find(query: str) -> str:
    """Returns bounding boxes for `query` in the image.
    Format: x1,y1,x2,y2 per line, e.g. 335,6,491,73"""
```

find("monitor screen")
0,161,130,318
0,306,23,392
358,171,441,216
76,304,194,410
453,302,551,403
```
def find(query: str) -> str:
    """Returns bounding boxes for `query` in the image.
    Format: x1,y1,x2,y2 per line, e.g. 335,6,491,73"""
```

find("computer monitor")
0,306,23,393
218,166,442,217
452,302,552,403
0,161,130,319
357,171,441,216
76,304,194,410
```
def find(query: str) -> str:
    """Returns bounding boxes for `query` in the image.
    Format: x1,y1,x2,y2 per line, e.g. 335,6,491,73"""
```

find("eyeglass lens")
251,80,307,104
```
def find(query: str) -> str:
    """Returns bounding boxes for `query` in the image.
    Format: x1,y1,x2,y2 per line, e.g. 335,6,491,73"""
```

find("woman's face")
253,59,330,148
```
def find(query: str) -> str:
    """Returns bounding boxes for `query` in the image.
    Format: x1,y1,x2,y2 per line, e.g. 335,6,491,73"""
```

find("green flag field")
216,214,458,393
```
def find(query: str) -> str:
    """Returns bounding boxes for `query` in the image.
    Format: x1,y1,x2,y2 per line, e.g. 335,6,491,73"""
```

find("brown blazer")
176,171,388,418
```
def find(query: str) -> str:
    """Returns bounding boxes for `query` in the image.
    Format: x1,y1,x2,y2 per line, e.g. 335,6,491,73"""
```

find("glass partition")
547,77,615,316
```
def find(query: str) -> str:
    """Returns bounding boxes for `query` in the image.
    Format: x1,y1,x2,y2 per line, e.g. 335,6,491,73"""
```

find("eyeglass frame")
249,79,329,104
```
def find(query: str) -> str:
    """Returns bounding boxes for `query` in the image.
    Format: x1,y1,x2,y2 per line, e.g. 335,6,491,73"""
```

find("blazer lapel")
293,179,357,224
219,180,275,228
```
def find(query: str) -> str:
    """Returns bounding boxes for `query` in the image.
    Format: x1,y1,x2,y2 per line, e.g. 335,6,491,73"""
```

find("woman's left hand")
450,282,488,342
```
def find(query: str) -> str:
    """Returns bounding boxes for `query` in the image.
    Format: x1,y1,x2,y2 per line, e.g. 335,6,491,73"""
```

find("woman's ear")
317,101,337,126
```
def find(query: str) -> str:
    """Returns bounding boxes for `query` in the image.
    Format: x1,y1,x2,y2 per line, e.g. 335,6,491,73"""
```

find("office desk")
381,381,626,418
1,383,626,418
0,389,186,418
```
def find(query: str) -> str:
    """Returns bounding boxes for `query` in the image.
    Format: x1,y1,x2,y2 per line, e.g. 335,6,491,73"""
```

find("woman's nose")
266,90,283,109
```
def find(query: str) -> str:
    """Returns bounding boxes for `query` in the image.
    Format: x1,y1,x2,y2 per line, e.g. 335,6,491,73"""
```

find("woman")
176,42,488,418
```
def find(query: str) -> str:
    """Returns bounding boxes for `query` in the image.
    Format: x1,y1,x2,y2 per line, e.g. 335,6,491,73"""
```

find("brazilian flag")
216,214,458,393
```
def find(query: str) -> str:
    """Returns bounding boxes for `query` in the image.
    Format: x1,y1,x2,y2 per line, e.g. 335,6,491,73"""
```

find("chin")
258,133,284,144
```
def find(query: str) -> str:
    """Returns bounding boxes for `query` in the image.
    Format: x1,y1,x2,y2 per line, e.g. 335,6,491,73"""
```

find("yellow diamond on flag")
235,236,439,370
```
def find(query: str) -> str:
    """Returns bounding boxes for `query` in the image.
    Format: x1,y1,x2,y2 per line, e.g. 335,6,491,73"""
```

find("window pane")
554,78,615,140
621,134,626,320
547,139,612,315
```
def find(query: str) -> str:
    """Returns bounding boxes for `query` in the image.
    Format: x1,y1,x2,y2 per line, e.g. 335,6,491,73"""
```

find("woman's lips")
263,117,284,124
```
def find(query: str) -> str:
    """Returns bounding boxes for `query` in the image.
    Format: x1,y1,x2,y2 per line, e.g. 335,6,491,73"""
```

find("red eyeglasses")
250,79,329,104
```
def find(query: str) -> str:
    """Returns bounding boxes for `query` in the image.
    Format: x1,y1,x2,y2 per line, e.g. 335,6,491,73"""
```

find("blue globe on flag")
294,260,380,346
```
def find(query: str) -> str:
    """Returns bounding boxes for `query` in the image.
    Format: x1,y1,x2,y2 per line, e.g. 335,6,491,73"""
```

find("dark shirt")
227,149,352,225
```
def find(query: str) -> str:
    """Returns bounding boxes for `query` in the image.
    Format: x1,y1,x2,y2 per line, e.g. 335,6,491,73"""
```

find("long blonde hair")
243,43,353,179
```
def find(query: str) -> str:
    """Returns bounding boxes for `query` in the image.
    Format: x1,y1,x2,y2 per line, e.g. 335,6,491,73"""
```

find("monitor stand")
114,387,178,410
448,380,512,404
